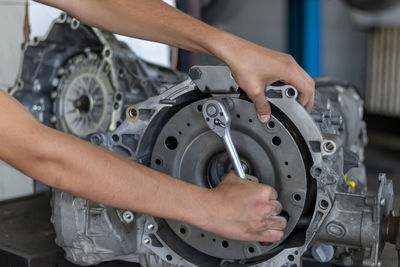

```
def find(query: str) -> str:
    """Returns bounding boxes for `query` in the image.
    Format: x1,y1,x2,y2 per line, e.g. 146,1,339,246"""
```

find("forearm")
35,0,229,56
0,90,209,226
28,127,210,224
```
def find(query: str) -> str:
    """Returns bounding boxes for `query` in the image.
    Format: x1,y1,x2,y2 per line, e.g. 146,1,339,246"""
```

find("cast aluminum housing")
11,14,396,267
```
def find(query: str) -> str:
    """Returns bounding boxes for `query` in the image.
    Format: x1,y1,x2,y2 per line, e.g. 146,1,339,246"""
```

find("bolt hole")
294,251,299,255
236,114,241,118
187,123,191,127
212,238,216,242
104,49,111,58
165,136,178,150
197,105,203,112
249,119,253,123
248,247,255,253
286,87,296,98
201,233,205,237
112,134,120,142
324,142,335,152
313,167,322,177
90,135,102,145
288,254,295,261
320,200,329,209
180,227,186,235
166,255,172,261
220,112,223,116
285,162,289,165
267,121,275,129
128,108,137,118
178,131,182,135
221,240,229,248
294,194,301,201
114,103,119,110
287,175,291,179
272,136,281,146
206,118,210,122
155,159,162,166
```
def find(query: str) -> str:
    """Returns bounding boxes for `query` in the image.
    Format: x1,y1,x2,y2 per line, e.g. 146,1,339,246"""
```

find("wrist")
207,31,245,66
184,187,215,229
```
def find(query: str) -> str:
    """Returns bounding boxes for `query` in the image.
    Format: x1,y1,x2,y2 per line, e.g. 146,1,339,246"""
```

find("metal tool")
202,99,248,180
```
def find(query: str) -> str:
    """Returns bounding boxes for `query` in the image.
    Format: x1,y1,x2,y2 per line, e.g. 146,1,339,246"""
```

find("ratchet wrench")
202,99,248,180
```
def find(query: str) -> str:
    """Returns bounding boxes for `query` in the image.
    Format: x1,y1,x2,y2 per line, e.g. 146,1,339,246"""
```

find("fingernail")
257,114,270,123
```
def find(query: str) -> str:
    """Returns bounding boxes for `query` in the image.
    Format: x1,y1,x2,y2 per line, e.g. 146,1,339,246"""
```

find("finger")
305,90,315,112
256,230,284,243
259,215,287,231
294,60,315,89
246,88,271,123
246,174,259,183
268,200,282,216
281,67,314,109
264,186,278,200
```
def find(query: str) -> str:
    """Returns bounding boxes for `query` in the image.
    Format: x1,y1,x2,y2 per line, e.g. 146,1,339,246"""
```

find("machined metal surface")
150,97,307,260
12,15,396,267
50,65,393,267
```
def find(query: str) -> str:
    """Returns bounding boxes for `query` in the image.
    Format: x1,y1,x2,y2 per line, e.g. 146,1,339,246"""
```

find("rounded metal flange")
150,97,308,260
55,54,115,138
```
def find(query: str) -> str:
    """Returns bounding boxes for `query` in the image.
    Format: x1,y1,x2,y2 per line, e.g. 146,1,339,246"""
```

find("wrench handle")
222,133,247,179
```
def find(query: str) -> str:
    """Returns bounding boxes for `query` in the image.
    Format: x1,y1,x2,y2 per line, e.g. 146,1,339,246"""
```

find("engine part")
12,15,396,267
9,13,185,137
50,64,395,266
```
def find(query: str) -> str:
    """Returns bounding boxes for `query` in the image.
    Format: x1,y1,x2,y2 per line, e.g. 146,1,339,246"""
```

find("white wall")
0,0,25,88
29,0,174,67
0,0,34,200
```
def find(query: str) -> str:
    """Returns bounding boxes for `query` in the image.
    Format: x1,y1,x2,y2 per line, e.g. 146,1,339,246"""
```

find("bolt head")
122,211,134,223
206,105,217,116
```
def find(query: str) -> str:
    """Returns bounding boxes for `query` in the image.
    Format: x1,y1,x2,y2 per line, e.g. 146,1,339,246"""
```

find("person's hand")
217,35,315,123
196,171,286,242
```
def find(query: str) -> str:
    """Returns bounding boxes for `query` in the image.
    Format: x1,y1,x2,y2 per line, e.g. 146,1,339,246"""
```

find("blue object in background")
288,0,321,78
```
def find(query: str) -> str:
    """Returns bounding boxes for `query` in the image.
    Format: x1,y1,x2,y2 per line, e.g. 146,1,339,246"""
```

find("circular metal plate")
56,56,114,138
151,97,307,260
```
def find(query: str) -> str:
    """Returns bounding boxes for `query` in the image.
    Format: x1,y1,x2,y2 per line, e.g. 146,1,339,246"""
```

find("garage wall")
322,0,368,95
0,0,34,200
0,0,25,88
200,0,368,94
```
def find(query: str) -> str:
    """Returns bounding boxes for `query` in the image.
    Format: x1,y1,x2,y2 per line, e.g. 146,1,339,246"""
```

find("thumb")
248,89,271,123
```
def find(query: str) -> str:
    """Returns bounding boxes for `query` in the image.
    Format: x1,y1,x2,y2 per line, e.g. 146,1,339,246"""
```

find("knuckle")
282,55,296,68
258,186,272,198
247,89,262,99
263,203,273,215
279,217,287,229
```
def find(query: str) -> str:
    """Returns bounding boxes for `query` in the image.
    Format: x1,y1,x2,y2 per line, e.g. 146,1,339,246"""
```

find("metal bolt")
323,142,335,153
206,104,217,117
129,108,137,118
143,238,150,245
122,211,134,223
50,115,57,124
147,224,155,231
380,198,386,206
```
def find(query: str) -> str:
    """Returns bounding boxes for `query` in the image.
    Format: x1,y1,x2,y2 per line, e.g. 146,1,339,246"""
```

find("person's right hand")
196,171,286,242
